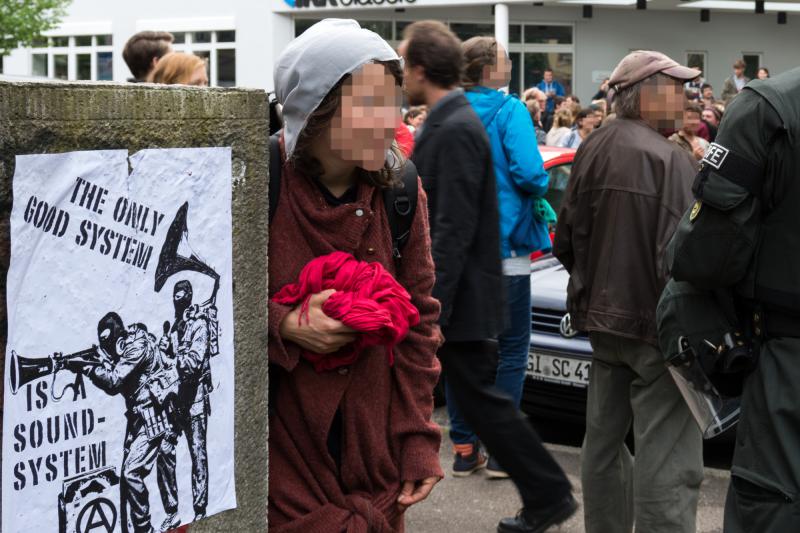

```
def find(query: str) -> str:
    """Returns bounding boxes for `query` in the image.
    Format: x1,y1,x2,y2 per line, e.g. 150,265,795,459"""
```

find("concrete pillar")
494,4,510,53
0,80,270,531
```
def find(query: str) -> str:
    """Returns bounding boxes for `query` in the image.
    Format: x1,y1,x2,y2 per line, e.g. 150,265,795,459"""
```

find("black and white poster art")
2,148,236,533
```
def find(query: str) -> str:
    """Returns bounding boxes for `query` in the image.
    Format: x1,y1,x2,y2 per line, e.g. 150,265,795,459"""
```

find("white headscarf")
273,18,401,159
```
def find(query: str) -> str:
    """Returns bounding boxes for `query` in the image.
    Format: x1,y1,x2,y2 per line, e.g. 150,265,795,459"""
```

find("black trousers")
439,340,571,509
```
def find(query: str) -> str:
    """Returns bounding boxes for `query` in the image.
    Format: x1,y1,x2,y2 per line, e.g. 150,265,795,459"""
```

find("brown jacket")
553,118,695,344
267,147,444,532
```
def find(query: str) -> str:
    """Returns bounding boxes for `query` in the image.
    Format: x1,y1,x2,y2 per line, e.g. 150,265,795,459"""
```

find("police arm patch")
702,143,730,169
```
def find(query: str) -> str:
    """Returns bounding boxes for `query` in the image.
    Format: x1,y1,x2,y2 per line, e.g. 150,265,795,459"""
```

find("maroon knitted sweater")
267,153,444,533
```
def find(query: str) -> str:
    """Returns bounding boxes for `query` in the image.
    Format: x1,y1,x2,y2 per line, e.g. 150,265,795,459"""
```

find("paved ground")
406,408,730,533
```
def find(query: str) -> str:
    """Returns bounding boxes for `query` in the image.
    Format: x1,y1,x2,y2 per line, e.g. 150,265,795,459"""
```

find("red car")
530,147,576,261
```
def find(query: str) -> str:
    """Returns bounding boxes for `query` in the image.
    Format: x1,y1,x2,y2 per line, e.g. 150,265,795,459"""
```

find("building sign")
2,148,236,533
273,0,520,12
285,0,415,7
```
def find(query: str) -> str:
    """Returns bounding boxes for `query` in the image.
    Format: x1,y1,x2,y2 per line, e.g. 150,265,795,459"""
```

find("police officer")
85,312,177,533
160,280,211,522
668,67,800,532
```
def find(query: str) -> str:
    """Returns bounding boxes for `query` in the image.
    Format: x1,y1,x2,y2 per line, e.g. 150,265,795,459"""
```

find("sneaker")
497,494,578,533
159,512,180,533
486,456,510,479
452,443,487,477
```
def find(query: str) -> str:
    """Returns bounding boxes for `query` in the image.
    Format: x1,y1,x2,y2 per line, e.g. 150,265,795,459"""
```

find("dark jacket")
412,91,506,342
553,118,695,344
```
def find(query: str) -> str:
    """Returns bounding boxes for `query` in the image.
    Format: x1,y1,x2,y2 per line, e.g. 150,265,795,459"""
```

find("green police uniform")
668,67,800,532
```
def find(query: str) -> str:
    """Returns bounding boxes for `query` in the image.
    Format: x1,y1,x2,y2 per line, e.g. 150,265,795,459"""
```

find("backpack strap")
383,160,419,262
269,133,282,224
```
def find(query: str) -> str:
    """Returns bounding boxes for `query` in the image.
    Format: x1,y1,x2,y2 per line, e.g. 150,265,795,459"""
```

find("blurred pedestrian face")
734,66,745,78
683,110,701,134
702,108,719,127
757,68,769,80
543,70,553,83
537,94,547,110
640,77,685,133
328,62,402,172
483,43,512,89
702,86,714,99
410,112,426,129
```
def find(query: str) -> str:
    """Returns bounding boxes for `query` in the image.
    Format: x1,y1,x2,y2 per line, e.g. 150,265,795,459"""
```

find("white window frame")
170,30,237,88
506,23,575,96
686,50,708,80
29,35,113,81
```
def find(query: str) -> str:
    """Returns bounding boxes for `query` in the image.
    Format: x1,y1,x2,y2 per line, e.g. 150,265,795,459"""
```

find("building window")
524,25,572,45
686,51,707,79
509,24,575,95
742,53,761,80
54,54,68,79
32,53,48,77
170,30,236,87
29,35,114,81
97,51,113,81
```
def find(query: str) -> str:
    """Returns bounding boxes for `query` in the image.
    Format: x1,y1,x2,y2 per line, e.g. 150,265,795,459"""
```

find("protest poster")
2,148,236,533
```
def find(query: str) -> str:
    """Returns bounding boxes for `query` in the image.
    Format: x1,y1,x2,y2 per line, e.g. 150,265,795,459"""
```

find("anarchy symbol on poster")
2,148,237,533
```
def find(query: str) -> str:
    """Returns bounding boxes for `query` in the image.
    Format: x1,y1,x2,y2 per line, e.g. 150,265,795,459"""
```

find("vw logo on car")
559,313,579,339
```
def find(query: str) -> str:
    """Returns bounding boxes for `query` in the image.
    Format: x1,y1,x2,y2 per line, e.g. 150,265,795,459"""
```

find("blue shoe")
452,444,487,477
486,456,510,479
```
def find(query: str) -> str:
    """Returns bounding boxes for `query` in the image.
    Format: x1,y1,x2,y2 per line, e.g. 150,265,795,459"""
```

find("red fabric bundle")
272,251,420,372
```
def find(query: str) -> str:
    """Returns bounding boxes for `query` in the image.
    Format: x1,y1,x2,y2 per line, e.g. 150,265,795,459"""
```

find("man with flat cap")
553,51,703,533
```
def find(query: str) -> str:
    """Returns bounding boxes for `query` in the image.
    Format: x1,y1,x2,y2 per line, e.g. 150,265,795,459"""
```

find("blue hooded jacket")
465,86,551,259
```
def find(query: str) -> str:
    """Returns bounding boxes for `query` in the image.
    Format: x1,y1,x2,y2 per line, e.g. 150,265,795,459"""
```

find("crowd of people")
117,19,799,533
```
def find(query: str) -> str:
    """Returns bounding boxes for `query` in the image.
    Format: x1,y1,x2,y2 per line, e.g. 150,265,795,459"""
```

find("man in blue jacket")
456,36,552,482
535,68,566,117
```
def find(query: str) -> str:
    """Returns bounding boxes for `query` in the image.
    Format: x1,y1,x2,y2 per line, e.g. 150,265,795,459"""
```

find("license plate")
527,351,591,388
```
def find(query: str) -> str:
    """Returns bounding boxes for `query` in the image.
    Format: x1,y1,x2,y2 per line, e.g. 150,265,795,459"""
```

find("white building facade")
2,0,799,102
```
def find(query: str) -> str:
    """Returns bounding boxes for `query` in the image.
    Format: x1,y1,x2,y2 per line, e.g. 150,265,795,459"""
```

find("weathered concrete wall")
0,80,270,532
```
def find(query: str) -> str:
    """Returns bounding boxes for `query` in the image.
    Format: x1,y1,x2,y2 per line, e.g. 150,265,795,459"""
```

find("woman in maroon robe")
267,19,443,533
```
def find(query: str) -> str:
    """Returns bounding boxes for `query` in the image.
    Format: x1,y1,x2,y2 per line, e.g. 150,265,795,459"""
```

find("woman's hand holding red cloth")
279,289,358,354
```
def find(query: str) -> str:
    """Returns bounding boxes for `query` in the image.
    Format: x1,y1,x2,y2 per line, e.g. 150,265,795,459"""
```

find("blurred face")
543,70,553,83
734,66,745,78
683,110,701,134
702,109,719,127
328,62,402,172
702,86,713,99
482,44,512,89
640,77,685,134
536,95,546,111
410,112,426,129
188,64,208,86
757,68,769,80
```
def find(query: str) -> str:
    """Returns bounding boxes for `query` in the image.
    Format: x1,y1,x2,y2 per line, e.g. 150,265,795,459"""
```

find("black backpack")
268,133,418,261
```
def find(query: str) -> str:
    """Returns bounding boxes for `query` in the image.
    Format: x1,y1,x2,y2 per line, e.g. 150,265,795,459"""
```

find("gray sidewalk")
406,408,729,533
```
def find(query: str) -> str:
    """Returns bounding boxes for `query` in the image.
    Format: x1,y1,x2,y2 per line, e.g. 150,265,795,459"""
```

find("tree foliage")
0,0,71,57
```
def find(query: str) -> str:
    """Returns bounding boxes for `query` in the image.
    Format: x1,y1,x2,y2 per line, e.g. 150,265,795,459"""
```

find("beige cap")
608,50,701,92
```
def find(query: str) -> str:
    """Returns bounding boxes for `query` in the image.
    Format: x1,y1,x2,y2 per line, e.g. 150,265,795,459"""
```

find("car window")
545,163,572,214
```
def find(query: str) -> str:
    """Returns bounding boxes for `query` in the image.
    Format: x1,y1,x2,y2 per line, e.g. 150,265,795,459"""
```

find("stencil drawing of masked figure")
82,312,179,533
159,280,211,522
